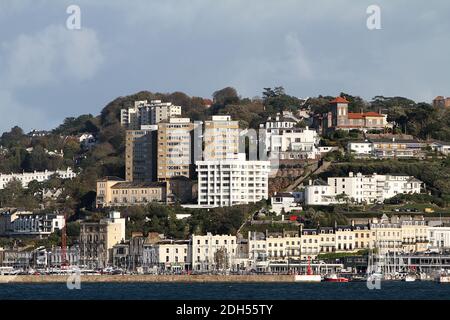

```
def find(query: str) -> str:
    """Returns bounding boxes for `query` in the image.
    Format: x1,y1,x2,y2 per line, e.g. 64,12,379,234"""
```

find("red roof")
330,97,349,104
348,112,384,119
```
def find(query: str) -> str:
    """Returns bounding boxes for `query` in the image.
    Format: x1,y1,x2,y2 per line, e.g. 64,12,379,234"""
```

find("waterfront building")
120,100,182,129
157,118,196,181
143,239,191,272
125,127,157,182
304,172,423,206
191,233,238,272
203,115,240,161
196,154,270,207
428,226,450,250
79,212,125,268
0,168,77,189
47,246,80,268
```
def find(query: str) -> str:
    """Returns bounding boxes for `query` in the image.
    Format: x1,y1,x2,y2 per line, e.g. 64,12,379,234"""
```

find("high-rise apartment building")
196,154,270,207
125,127,157,182
203,115,240,160
121,100,182,129
157,118,196,181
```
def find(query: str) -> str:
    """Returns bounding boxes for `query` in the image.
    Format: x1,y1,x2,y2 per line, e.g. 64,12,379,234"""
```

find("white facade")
196,155,270,207
143,240,191,270
348,141,373,155
191,233,238,272
121,100,182,129
305,172,423,206
0,168,77,189
429,227,450,249
270,192,303,215
6,211,65,237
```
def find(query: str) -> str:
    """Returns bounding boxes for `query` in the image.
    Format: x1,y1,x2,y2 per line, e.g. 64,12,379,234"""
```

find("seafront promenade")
0,275,295,283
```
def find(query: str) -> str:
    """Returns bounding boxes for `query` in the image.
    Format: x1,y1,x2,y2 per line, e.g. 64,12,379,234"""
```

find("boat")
294,257,321,283
437,275,450,283
403,274,416,282
324,273,349,282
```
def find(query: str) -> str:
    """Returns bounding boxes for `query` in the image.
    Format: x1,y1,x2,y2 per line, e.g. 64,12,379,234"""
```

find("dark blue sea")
1,282,450,300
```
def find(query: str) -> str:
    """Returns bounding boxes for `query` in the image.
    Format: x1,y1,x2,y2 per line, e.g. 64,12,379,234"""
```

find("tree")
213,87,239,106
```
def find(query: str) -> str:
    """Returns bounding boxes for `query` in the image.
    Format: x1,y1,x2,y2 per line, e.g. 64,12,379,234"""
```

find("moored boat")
324,274,349,282
403,274,416,282
294,256,321,283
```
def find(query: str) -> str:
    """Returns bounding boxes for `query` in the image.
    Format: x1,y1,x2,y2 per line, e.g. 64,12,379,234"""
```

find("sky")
0,0,449,133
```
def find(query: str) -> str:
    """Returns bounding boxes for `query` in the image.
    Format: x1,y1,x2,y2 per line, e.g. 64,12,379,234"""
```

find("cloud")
2,25,104,88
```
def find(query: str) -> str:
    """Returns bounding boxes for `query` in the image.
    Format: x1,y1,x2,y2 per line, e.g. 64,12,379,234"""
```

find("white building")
270,192,303,215
121,100,182,129
0,211,65,238
430,141,450,156
191,233,238,272
0,168,77,189
196,154,270,207
348,141,373,156
203,115,240,161
305,172,423,206
143,240,191,271
428,227,450,249
260,114,321,159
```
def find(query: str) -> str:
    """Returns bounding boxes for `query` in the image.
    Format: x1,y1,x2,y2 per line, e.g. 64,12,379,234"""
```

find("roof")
311,179,328,186
111,181,166,189
330,97,349,104
348,112,384,119
371,138,422,144
274,193,295,198
99,176,125,182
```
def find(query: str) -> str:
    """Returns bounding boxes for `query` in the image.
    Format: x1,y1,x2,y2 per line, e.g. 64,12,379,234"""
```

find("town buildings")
0,210,65,238
143,239,191,272
348,138,426,159
120,100,182,129
196,154,270,207
270,192,303,215
0,168,77,189
322,97,392,133
304,172,423,206
79,211,125,268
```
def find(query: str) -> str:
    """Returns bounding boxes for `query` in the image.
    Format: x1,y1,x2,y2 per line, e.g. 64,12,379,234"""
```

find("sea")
1,282,450,300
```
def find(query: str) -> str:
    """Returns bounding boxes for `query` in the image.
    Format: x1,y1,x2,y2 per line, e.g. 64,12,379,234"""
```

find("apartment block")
305,172,423,206
0,210,65,238
157,118,196,181
142,239,191,272
125,127,157,182
196,154,270,207
121,100,182,129
203,115,240,160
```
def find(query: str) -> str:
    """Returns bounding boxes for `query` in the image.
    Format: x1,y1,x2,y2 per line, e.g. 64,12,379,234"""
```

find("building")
322,97,392,132
0,168,77,189
270,192,303,215
203,115,240,160
79,212,125,268
196,154,270,207
428,227,450,249
96,177,167,208
348,135,426,159
125,127,157,182
191,233,238,272
432,96,450,109
305,172,423,206
0,210,65,238
430,141,450,156
143,239,191,272
157,118,196,181
121,100,182,129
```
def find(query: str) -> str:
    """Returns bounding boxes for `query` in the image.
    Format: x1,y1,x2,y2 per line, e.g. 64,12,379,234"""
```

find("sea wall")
1,275,294,283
